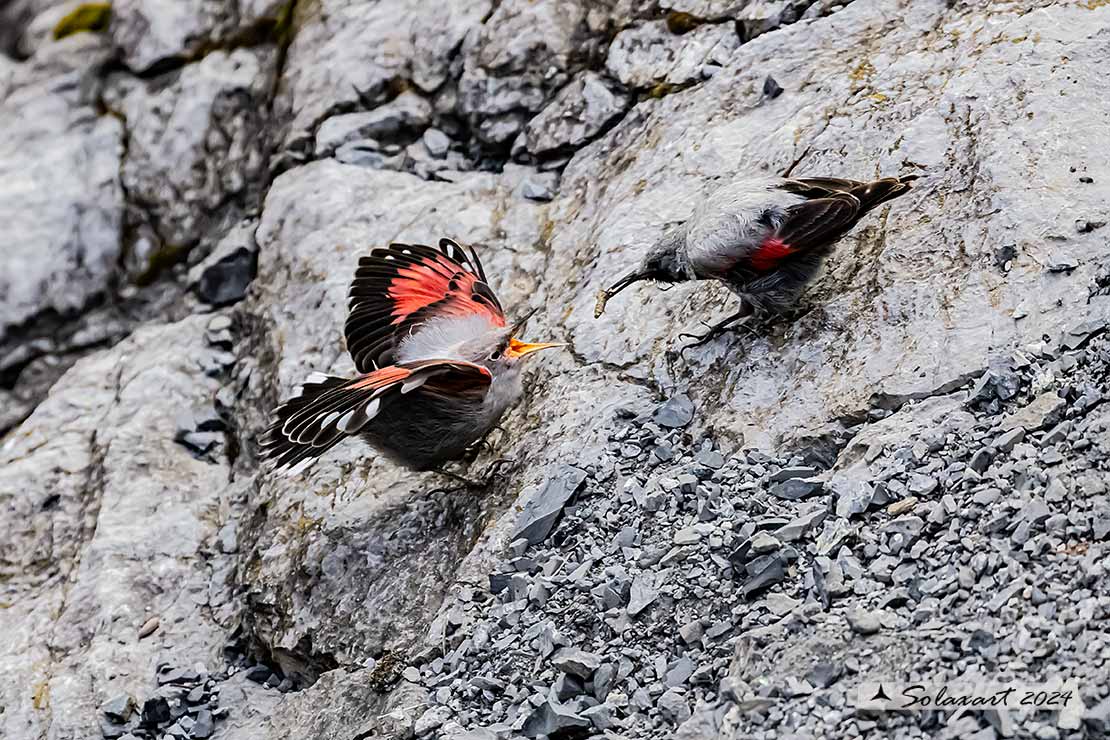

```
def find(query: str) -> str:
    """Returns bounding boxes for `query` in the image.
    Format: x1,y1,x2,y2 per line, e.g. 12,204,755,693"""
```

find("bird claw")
433,457,518,492
484,458,518,480
462,438,493,463
462,425,509,462
677,326,730,353
433,468,483,489
676,310,754,355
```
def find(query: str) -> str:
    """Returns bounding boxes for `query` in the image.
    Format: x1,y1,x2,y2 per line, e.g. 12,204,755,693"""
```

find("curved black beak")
595,269,649,318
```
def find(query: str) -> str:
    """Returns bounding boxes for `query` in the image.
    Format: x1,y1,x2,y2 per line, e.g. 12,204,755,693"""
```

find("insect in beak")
595,269,650,318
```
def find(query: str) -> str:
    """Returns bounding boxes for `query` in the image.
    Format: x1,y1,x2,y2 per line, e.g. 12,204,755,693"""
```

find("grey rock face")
2,1,1110,740
275,0,490,151
606,20,739,89
456,0,603,146
0,317,237,740
110,0,287,73
314,91,433,157
104,47,276,274
524,71,631,157
0,57,123,338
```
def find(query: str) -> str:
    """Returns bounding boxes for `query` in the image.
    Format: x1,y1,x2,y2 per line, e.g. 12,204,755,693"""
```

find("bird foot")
483,457,518,481
461,439,492,463
678,322,731,350
433,458,517,491
461,426,509,462
433,468,483,489
677,311,753,354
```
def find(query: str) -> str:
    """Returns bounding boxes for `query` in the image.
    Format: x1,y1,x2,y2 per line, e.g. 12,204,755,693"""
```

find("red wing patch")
387,251,505,325
749,237,797,272
350,365,412,390
349,360,491,392
345,239,506,373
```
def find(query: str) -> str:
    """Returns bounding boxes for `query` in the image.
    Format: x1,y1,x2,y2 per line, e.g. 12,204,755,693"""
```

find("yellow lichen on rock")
52,2,111,40
32,681,49,710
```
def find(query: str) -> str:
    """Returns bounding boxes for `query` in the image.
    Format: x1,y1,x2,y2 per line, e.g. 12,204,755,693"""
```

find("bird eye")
488,350,502,361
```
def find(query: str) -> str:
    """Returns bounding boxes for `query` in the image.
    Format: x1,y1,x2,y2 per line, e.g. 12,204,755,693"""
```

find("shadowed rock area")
2,0,1109,738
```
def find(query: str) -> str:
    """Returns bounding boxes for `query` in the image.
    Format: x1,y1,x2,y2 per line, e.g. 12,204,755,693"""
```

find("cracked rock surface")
110,0,287,73
0,31,122,339
104,46,276,277
2,0,1110,739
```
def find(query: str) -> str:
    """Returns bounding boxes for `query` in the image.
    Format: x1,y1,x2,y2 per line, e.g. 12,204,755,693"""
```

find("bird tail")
849,175,918,213
258,372,364,476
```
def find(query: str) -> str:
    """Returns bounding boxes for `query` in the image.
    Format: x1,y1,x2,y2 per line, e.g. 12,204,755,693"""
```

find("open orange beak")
505,338,565,358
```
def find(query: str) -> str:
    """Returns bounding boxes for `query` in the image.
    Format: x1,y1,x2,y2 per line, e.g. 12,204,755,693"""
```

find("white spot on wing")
284,456,315,477
338,398,382,433
336,407,357,432
313,412,342,443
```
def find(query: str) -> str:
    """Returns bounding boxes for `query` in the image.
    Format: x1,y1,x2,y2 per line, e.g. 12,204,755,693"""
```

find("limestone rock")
524,71,631,157
109,0,287,73
606,20,740,89
0,317,235,740
0,58,122,338
275,0,490,151
104,47,276,274
1,2,1109,740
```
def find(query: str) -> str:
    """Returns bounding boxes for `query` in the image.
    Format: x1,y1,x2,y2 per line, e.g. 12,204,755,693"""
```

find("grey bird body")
260,239,560,476
596,174,917,341
685,177,810,312
365,322,530,470
360,379,521,470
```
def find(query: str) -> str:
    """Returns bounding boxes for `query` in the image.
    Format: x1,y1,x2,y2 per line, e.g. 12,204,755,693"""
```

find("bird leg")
461,424,509,462
678,305,754,350
463,458,519,489
433,467,483,489
462,439,491,463
433,457,518,491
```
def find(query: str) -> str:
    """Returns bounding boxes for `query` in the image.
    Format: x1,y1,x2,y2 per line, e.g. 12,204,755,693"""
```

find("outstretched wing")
345,238,506,372
260,359,492,475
